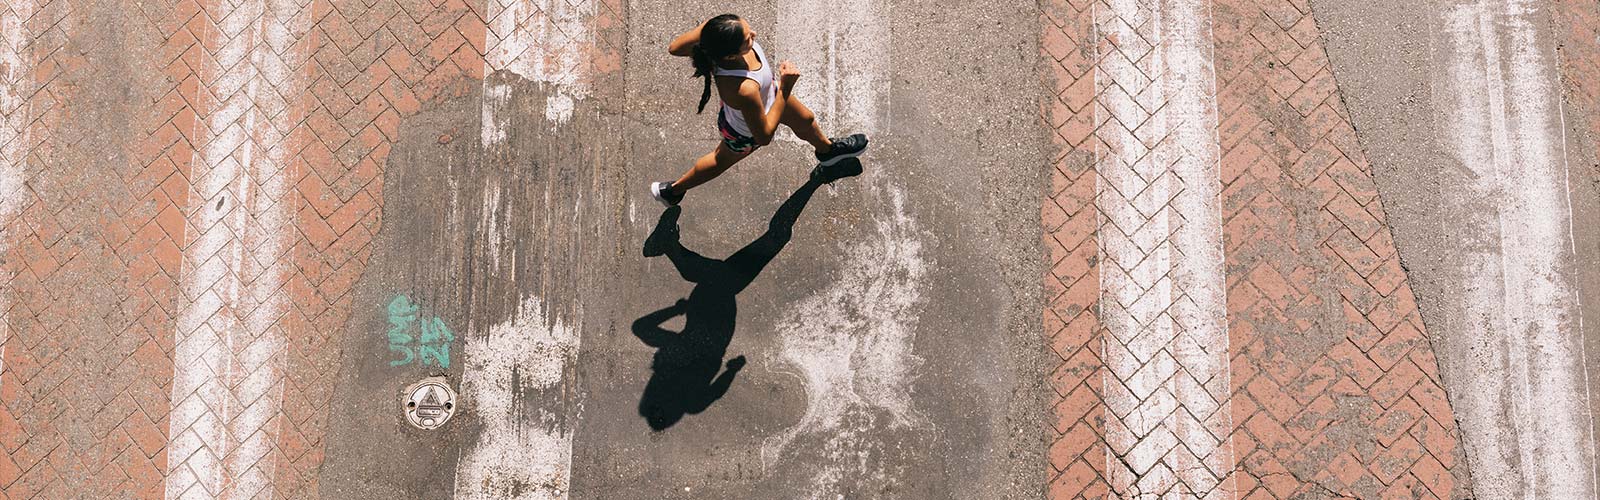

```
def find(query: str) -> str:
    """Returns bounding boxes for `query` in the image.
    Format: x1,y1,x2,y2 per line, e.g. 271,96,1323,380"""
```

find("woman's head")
690,14,755,113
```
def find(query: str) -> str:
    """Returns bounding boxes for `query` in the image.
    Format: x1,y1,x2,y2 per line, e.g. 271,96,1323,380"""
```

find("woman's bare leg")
671,143,752,193
780,94,833,153
669,94,840,196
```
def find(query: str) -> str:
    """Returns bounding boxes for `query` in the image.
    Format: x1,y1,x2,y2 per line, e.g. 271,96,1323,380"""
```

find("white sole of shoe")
817,148,866,167
817,139,869,167
650,182,675,208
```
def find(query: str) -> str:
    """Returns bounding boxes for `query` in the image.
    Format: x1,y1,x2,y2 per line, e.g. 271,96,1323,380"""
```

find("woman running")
649,14,868,207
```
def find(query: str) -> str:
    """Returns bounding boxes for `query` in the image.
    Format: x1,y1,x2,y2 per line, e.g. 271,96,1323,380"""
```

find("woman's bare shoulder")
713,77,761,107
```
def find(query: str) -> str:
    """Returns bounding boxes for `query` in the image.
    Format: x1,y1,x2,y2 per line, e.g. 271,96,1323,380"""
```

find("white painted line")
1548,8,1600,492
454,297,581,500
477,177,505,267
482,0,594,129
776,0,892,139
481,82,514,148
1436,1,1598,497
462,5,593,477
1092,0,1233,495
165,0,308,497
0,0,36,390
764,182,926,497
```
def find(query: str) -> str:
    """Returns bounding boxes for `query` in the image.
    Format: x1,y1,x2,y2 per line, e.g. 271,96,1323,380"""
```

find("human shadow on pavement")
632,159,861,431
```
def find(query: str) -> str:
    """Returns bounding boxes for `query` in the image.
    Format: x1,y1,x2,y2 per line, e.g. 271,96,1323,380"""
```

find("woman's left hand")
778,60,800,92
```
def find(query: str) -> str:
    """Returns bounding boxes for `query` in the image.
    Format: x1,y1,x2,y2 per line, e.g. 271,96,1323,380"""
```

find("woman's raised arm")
668,19,708,56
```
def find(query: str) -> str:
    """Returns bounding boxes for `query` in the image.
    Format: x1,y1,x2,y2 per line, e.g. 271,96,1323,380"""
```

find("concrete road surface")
314,0,1046,498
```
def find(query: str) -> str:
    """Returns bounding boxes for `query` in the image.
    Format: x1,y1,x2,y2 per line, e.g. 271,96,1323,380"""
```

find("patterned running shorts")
717,109,760,154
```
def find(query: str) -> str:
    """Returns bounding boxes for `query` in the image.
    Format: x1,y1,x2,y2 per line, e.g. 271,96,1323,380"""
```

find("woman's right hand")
778,60,800,92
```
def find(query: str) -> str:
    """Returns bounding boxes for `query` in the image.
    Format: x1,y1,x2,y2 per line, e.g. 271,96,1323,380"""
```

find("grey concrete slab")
317,0,1046,497
1310,0,1600,496
318,75,629,497
571,0,1046,497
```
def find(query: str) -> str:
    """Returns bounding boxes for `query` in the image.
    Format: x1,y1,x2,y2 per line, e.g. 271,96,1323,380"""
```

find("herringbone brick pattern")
1210,0,1471,496
1040,0,1107,495
0,0,180,497
1087,0,1235,496
483,0,609,84
272,0,493,492
1043,0,1473,497
160,0,318,497
0,0,622,496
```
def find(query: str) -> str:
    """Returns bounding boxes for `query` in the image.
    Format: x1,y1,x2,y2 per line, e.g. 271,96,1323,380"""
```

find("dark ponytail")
689,14,745,114
691,44,716,113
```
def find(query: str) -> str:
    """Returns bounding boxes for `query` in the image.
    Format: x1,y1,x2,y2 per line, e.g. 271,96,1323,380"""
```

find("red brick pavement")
270,0,487,494
0,1,180,498
1043,0,1472,497
1040,1,1108,496
0,0,621,497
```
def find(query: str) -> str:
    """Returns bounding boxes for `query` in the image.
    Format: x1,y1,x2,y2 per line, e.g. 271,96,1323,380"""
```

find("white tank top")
714,40,776,137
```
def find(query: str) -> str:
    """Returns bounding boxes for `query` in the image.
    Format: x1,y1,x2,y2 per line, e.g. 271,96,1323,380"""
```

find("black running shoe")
643,206,681,257
811,157,864,184
650,181,683,207
815,133,868,166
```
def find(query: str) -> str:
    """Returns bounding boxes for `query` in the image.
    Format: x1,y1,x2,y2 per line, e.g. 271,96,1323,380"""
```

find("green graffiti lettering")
384,294,454,369
419,317,453,344
387,295,418,322
387,295,418,344
419,343,450,368
388,344,415,367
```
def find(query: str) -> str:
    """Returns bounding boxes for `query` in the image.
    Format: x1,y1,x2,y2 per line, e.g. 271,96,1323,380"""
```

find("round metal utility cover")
402,377,457,430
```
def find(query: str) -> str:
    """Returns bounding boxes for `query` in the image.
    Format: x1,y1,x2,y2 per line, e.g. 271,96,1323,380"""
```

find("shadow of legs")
633,175,831,431
723,178,823,291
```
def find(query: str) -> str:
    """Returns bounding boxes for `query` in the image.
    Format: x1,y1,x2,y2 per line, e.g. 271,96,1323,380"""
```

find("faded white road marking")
165,0,309,497
764,182,925,498
0,0,36,388
454,297,581,500
481,0,594,133
775,0,891,138
476,176,506,267
462,6,593,490
1436,1,1597,496
481,82,515,148
1092,0,1233,495
765,6,916,492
